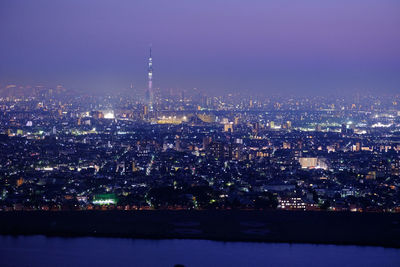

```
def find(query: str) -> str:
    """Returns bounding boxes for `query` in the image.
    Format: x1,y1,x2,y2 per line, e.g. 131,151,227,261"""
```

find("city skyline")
0,0,399,95
1,2,400,265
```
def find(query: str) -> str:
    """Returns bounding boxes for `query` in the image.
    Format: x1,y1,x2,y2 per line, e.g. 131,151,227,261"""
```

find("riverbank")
1,210,399,248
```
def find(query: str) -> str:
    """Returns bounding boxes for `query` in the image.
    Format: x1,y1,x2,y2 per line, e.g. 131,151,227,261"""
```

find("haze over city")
1,0,399,95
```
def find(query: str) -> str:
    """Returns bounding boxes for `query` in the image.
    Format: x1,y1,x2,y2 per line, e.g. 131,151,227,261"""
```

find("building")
93,194,118,205
224,123,234,133
147,47,154,111
299,157,318,168
341,123,347,134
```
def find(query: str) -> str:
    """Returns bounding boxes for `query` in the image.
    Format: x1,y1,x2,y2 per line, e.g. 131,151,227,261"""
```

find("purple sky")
0,0,399,95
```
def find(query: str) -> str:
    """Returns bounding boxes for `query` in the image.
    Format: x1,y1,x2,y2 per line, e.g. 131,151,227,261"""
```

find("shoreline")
1,210,399,248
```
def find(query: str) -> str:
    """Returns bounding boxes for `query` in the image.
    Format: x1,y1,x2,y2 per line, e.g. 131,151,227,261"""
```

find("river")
0,235,399,267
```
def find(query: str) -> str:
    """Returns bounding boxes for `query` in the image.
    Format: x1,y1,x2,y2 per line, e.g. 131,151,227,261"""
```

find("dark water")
0,236,399,267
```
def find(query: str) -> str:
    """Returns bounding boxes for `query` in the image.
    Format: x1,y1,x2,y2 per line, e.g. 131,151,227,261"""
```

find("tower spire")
147,45,153,111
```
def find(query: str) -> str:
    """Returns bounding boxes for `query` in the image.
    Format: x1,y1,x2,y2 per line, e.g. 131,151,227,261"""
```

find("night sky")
0,0,399,95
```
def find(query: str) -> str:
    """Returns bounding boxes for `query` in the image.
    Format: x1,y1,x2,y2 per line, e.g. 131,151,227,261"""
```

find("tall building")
341,123,347,134
147,47,154,111
208,141,226,159
203,136,212,150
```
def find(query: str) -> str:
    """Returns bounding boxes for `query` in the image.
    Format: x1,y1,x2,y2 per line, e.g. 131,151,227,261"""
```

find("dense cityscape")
2,1,400,266
1,83,399,213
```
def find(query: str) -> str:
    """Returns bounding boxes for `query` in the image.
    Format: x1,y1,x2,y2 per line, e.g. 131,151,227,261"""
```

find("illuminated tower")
147,46,154,111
